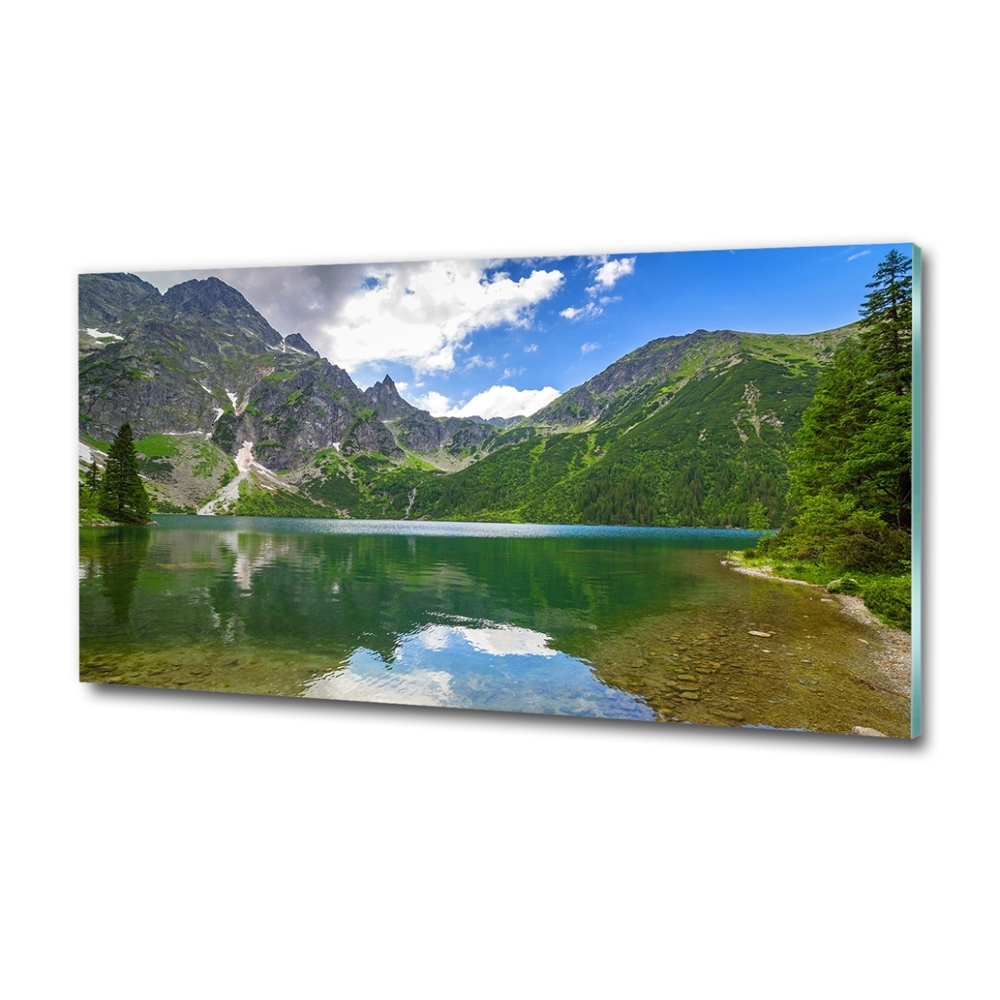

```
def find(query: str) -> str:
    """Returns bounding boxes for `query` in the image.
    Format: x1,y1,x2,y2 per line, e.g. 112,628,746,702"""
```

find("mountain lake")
79,516,910,736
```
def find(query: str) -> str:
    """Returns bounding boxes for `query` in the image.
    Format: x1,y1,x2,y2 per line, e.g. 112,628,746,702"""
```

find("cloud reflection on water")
303,664,459,707
418,622,558,657
301,619,653,719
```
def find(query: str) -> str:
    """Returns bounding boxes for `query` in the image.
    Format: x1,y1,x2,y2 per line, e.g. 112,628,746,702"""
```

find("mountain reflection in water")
79,516,910,735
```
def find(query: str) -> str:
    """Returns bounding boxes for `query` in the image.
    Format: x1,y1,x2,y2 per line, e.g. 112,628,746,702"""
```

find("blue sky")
138,242,911,419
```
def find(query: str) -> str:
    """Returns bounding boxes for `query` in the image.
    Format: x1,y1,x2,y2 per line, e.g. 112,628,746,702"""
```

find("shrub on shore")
862,574,911,631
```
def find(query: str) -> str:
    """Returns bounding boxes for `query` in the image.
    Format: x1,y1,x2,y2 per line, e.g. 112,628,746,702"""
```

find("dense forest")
744,249,914,629
219,335,836,528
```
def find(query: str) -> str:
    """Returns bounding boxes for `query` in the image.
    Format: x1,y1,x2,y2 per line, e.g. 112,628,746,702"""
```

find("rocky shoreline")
722,556,912,735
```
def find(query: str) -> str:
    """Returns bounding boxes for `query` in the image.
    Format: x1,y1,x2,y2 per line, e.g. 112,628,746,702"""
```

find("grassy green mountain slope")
371,329,853,527
528,326,853,432
79,271,854,526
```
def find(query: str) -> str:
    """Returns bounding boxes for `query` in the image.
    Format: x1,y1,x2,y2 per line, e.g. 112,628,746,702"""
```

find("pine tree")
98,422,151,524
769,249,914,566
858,248,913,396
747,500,769,531
86,460,101,494
789,337,876,505
853,248,913,527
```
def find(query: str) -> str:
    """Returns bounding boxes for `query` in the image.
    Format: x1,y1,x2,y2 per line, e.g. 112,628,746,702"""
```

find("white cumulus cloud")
454,385,562,419
411,390,453,415
313,260,564,374
846,249,871,262
586,255,635,296
580,342,600,355
524,343,538,353
561,257,634,322
560,303,602,322
413,384,562,420
463,354,495,370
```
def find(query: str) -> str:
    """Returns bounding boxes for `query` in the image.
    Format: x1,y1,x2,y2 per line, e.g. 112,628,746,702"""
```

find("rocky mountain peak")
283,332,320,357
364,375,419,419
163,276,247,311
79,272,162,329
93,272,157,288
162,277,283,347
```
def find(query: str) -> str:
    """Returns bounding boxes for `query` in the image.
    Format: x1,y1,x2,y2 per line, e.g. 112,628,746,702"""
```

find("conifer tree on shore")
98,422,151,525
760,249,913,569
85,460,101,494
858,248,913,397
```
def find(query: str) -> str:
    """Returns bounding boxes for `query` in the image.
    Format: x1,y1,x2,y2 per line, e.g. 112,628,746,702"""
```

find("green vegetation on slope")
133,433,238,511
96,323,851,533
410,432,596,522
748,250,914,630
578,355,820,527
341,346,822,528
223,480,340,518
82,317,859,536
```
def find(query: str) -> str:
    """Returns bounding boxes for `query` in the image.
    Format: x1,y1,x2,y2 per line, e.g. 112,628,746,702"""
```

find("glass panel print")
79,244,921,737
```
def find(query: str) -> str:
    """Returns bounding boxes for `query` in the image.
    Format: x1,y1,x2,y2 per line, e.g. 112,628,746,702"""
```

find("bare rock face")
342,412,405,460
78,273,402,469
390,412,495,456
80,273,289,442
364,375,419,420
283,333,320,357
850,726,890,737
364,375,496,458
162,277,283,348
243,360,403,468
79,272,161,329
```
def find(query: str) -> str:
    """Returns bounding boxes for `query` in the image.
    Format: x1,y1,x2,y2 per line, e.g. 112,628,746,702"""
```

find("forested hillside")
80,271,860,528
341,329,850,527
745,249,915,628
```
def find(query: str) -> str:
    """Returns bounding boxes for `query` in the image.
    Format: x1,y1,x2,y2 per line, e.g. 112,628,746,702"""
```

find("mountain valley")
79,272,855,527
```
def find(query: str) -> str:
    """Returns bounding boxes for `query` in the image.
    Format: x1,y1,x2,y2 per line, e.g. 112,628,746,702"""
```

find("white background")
2,3,996,997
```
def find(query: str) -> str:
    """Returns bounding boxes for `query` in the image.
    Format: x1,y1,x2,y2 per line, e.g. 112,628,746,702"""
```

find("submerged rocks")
709,709,745,723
